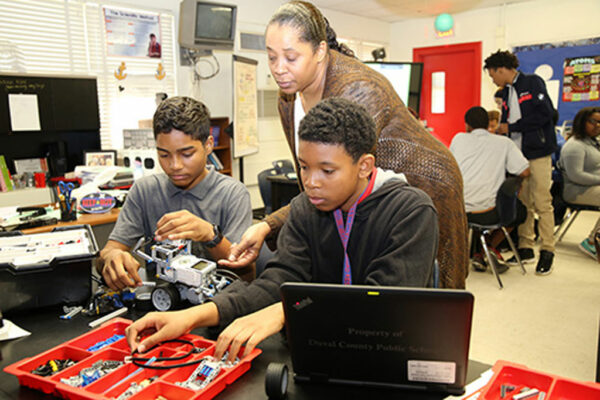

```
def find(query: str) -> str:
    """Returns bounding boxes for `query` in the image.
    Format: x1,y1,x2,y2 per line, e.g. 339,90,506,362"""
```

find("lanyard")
333,168,377,285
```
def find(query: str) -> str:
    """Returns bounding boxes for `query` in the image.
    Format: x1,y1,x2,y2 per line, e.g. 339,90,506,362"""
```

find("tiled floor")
466,210,600,382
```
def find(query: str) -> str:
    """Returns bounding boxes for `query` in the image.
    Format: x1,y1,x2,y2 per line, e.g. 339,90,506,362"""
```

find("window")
0,0,177,150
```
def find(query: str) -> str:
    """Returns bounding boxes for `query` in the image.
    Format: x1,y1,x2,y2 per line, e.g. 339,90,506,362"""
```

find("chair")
257,160,296,216
555,203,600,242
467,177,526,289
552,169,600,241
597,313,600,383
257,167,279,216
272,159,294,175
468,222,526,289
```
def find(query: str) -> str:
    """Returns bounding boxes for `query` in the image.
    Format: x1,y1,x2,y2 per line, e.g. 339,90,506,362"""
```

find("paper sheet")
0,319,31,341
8,93,41,131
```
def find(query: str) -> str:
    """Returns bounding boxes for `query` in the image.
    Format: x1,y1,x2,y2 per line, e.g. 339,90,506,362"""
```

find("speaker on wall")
123,149,160,178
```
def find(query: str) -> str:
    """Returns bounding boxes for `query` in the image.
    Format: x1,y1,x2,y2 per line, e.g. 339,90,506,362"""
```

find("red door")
414,42,481,146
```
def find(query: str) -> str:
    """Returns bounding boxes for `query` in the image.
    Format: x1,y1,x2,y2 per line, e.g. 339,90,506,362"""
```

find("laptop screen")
280,283,474,394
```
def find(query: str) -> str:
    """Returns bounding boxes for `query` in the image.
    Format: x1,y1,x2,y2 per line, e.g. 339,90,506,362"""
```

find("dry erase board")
0,74,101,174
0,74,100,134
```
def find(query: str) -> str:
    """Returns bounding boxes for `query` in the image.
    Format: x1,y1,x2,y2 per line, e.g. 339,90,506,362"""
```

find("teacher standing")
223,1,468,288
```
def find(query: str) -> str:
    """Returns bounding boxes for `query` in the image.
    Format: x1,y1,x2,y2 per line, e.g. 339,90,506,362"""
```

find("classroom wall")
116,0,391,208
388,0,600,114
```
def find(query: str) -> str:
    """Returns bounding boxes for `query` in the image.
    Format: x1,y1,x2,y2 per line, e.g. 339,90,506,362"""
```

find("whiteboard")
232,55,259,158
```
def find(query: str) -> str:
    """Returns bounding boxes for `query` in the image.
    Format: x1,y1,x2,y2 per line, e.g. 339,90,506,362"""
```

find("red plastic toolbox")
3,318,261,400
480,360,600,400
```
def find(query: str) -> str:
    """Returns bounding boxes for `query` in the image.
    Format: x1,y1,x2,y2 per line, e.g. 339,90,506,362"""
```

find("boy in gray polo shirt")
98,97,253,290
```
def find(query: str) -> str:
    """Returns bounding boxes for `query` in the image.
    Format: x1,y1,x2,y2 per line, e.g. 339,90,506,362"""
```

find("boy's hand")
155,210,213,242
101,248,141,290
125,309,195,354
214,302,284,363
125,303,219,354
218,222,270,268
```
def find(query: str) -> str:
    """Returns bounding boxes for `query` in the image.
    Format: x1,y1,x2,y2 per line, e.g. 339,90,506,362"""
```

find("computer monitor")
179,0,237,51
364,62,423,114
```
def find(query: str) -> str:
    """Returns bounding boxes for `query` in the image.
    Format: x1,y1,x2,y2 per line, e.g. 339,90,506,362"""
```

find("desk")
21,208,120,249
0,307,490,400
266,175,301,211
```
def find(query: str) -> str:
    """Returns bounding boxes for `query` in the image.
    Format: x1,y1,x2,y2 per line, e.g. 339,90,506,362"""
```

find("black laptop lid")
280,283,474,394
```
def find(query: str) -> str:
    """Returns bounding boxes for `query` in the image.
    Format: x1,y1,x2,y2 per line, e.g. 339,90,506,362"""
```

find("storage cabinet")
210,117,232,176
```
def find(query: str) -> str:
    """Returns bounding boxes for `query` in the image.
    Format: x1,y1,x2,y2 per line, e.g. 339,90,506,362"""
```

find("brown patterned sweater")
264,50,468,289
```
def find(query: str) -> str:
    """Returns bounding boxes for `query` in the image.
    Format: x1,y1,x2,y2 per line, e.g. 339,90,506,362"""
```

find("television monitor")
364,61,423,114
179,0,237,51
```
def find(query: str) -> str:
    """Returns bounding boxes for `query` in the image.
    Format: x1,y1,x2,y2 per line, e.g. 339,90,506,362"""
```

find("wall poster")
232,55,259,158
104,7,161,58
562,55,600,102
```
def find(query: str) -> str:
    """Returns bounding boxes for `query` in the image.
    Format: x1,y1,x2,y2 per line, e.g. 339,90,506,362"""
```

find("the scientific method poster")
103,7,161,58
562,55,600,102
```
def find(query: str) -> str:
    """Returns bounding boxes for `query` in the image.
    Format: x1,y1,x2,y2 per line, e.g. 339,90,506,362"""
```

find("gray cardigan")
559,136,600,202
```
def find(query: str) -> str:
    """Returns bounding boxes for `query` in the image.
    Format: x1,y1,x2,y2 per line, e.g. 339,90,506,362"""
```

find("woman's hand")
218,222,271,268
214,302,285,362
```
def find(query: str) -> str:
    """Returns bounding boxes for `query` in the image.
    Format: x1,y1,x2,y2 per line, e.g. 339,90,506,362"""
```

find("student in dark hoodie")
125,98,438,362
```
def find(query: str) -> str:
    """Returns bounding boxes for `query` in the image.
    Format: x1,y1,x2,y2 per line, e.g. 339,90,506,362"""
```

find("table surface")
265,174,298,184
0,307,490,400
21,208,120,235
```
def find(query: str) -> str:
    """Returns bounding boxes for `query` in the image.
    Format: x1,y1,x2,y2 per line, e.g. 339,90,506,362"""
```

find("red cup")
34,172,46,188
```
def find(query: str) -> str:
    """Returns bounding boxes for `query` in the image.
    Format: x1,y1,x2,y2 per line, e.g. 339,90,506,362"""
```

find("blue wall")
514,41,600,125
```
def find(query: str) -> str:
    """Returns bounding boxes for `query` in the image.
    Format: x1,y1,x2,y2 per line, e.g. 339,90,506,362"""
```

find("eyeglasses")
587,118,600,126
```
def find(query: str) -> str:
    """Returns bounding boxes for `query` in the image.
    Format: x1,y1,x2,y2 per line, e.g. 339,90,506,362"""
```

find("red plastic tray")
480,360,600,400
3,318,261,400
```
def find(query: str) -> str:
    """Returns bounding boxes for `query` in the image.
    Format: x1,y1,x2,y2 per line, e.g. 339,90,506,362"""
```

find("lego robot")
132,238,238,311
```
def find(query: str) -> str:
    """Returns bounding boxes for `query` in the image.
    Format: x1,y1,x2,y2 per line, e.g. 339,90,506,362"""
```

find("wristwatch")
202,223,223,248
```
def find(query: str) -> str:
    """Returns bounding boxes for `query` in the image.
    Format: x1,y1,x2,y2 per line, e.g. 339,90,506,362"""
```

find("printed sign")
80,192,117,214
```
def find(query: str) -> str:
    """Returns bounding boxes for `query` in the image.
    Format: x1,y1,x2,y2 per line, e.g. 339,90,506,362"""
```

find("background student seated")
125,97,439,362
558,106,600,259
97,96,253,290
450,106,530,272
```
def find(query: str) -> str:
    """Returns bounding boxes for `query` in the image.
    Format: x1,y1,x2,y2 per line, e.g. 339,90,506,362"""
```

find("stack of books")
207,153,224,170
0,155,13,192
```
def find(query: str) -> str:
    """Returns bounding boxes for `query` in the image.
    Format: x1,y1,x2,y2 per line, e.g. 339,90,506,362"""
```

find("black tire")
265,362,288,399
151,283,180,311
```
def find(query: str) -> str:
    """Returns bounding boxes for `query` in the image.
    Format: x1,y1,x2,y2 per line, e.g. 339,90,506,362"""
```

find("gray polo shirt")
450,128,529,212
109,166,252,260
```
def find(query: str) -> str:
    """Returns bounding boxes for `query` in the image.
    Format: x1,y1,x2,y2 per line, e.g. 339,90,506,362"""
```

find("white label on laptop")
407,360,456,384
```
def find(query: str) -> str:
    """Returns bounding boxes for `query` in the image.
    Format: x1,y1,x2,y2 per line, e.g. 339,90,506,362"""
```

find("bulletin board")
0,74,101,173
232,55,259,158
513,37,600,125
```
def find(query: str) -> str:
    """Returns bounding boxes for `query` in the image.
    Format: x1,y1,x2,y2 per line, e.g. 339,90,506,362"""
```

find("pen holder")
60,198,77,222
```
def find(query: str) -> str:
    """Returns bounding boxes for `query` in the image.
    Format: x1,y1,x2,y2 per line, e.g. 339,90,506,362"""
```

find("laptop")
280,282,474,395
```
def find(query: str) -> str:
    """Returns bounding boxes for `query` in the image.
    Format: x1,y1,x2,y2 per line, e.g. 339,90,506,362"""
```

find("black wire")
131,357,205,369
216,269,241,282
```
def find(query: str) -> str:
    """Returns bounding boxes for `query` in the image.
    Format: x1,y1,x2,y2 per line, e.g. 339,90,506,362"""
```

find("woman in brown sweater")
223,1,468,288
